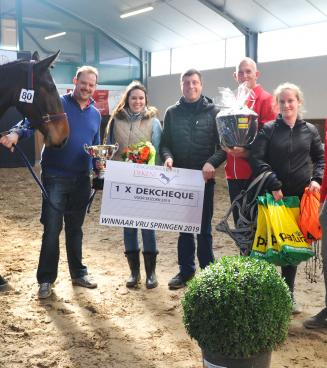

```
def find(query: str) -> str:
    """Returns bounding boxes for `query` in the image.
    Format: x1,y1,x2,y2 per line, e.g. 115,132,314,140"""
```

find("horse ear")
32,51,40,61
37,50,61,70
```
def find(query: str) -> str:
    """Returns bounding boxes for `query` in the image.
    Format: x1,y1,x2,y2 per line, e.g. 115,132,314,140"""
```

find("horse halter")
24,60,67,126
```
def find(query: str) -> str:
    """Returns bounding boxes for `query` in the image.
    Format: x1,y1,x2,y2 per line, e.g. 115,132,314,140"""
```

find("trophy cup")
84,143,119,179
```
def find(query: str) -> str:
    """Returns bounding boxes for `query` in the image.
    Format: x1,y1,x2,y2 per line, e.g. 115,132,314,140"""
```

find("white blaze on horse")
0,50,69,147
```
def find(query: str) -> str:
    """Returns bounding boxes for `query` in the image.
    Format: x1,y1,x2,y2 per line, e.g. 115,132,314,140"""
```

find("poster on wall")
93,90,109,116
66,88,109,116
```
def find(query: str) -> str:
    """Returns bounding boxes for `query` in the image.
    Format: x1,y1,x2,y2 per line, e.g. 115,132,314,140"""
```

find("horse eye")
46,83,57,92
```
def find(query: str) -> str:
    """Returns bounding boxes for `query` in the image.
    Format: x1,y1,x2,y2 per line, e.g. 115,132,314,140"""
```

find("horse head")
3,51,69,148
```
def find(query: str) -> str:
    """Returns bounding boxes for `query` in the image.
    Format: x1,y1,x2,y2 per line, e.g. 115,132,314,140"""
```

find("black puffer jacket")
249,116,324,197
159,96,226,170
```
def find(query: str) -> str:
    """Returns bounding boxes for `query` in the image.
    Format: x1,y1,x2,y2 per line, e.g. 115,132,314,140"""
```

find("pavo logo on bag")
279,230,307,244
255,235,267,247
251,193,313,266
254,231,307,249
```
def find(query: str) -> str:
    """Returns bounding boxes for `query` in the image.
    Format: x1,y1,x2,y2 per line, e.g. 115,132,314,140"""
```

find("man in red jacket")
224,57,276,227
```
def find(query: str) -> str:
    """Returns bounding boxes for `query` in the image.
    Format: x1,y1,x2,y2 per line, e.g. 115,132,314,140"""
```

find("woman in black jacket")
249,82,324,314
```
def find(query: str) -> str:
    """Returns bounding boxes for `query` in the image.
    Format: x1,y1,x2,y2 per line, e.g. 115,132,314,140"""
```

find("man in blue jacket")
1,66,101,299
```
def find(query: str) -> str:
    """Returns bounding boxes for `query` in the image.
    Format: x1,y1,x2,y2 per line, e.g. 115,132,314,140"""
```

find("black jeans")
37,175,91,284
177,180,215,278
281,265,297,293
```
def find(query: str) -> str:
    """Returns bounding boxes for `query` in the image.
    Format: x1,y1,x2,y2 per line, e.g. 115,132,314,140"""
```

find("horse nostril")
49,137,67,149
55,137,68,149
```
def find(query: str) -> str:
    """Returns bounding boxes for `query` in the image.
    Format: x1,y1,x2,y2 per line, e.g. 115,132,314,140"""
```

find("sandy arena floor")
0,166,326,368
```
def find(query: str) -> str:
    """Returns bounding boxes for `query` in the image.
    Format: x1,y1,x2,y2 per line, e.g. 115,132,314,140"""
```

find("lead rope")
216,171,273,254
305,240,323,283
12,143,93,214
13,142,50,202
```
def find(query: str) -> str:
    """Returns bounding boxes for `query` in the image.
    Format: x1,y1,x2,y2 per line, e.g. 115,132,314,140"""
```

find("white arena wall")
148,55,327,121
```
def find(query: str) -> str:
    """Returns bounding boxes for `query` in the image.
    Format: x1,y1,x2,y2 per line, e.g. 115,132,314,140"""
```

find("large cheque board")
100,161,205,233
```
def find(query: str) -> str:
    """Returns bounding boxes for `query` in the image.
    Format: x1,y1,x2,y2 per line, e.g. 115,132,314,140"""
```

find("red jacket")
225,84,276,179
320,119,327,202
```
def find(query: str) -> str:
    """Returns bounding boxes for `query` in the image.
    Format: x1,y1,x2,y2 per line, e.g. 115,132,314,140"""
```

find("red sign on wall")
93,90,109,116
66,89,110,116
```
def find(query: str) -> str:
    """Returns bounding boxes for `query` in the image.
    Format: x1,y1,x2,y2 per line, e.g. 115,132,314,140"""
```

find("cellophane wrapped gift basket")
215,83,258,147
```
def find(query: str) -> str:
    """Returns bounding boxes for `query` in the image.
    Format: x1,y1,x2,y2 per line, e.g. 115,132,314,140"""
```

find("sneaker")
72,275,97,289
292,298,302,315
168,272,194,290
303,308,327,329
38,283,52,299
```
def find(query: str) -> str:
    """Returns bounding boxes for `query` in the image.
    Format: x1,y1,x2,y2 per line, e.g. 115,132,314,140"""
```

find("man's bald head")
234,57,259,90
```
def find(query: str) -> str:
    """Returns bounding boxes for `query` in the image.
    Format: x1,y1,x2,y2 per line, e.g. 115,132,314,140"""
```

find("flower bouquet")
121,141,156,165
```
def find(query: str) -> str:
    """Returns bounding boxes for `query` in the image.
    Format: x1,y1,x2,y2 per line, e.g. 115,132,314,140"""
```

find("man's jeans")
124,228,157,253
37,175,91,284
177,180,215,278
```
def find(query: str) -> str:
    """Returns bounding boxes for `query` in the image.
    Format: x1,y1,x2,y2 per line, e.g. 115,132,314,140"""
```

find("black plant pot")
202,349,271,368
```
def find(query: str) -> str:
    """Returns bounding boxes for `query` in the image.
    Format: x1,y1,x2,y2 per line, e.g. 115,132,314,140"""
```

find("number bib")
19,89,35,103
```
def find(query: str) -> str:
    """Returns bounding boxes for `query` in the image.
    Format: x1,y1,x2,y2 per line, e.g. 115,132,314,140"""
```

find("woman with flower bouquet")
104,81,162,289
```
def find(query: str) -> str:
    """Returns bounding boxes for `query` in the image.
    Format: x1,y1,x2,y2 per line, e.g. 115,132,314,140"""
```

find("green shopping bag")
251,195,283,265
251,193,314,266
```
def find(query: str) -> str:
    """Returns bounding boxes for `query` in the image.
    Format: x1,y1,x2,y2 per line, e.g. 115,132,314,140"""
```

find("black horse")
0,50,69,147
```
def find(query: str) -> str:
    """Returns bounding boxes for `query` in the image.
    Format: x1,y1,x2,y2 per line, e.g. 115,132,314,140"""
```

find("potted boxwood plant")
182,256,292,368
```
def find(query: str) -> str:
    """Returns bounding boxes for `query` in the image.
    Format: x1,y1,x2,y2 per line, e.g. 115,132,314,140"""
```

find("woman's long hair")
112,81,148,117
103,81,158,144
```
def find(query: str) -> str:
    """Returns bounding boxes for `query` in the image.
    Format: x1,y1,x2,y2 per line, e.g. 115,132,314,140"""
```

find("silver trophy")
84,143,119,179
